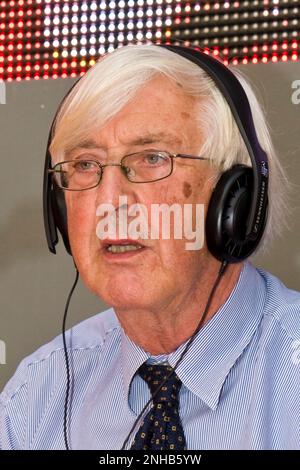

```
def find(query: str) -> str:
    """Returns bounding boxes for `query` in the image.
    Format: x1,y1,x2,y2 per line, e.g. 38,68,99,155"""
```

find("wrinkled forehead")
51,73,201,164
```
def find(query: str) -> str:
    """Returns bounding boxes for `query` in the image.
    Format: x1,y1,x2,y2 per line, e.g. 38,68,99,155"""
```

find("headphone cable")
62,267,79,451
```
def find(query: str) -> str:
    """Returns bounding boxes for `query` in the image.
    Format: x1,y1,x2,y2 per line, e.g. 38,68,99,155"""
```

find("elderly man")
0,44,299,450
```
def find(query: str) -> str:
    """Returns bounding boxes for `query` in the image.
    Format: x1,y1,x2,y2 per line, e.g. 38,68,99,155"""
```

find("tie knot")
138,363,182,404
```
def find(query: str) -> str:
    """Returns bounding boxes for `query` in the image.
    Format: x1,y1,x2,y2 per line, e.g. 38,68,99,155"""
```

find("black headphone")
43,44,269,263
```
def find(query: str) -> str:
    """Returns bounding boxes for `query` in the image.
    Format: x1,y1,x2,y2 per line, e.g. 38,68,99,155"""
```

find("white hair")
49,44,290,254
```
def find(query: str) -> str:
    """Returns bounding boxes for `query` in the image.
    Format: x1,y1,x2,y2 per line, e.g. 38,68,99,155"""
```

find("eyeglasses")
48,149,209,191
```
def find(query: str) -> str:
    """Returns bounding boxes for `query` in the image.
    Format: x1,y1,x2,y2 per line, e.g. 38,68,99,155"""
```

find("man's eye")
73,161,95,172
144,153,168,165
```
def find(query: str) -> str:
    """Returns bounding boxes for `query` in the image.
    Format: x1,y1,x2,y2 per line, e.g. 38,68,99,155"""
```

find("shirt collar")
120,261,267,411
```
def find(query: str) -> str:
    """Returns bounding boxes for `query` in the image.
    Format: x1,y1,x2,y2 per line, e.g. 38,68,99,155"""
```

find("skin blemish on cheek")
181,112,191,120
183,181,193,198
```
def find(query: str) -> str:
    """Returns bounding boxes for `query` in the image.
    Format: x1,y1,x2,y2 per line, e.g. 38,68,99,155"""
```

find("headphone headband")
159,45,269,240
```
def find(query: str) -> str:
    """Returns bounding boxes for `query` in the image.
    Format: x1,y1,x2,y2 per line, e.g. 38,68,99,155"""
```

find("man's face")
65,75,218,311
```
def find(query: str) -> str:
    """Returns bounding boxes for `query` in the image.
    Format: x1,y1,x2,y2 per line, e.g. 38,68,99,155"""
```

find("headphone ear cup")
51,186,71,255
206,164,266,262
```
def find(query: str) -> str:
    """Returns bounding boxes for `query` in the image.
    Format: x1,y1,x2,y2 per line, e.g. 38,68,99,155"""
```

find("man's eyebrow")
128,133,182,146
65,133,182,157
65,139,103,158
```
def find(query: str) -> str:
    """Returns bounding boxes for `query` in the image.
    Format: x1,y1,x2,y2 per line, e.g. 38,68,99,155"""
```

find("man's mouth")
106,244,143,253
102,239,146,255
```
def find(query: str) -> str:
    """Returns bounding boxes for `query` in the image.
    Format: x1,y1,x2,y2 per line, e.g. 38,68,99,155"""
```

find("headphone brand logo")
254,179,267,233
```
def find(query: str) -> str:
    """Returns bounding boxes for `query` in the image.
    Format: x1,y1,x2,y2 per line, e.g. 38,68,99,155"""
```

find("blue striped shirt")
1,261,300,450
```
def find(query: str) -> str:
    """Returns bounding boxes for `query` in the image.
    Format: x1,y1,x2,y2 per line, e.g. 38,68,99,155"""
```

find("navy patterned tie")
130,363,187,450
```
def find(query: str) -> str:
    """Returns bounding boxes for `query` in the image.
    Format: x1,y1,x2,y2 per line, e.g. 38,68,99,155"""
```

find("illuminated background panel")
0,0,299,80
